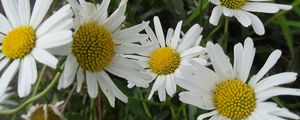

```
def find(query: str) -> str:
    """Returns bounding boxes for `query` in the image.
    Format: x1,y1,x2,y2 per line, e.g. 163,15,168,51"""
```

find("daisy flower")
0,87,17,110
125,16,208,101
0,0,73,97
22,101,65,120
178,37,300,120
209,0,292,35
57,0,151,107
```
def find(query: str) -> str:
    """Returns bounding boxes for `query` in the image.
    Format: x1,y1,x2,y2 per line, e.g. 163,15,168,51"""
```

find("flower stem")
32,65,47,97
0,64,65,115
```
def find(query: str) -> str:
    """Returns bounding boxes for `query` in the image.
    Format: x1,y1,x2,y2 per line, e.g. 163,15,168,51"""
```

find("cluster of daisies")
0,0,298,119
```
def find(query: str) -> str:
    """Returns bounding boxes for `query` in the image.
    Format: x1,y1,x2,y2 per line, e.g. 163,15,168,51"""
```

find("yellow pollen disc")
220,0,246,9
214,80,256,120
2,26,36,59
72,22,115,72
31,106,61,120
149,47,181,75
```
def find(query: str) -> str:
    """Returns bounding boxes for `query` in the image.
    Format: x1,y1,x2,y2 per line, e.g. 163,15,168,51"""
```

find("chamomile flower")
57,0,151,107
209,0,292,35
125,17,208,101
22,101,65,120
0,0,73,97
178,38,300,120
0,87,17,110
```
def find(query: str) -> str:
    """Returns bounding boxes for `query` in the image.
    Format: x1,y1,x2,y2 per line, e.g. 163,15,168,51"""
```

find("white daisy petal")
103,0,127,32
165,75,176,97
223,7,234,17
0,59,20,97
197,110,218,120
97,72,115,107
177,24,202,52
145,26,159,45
233,43,243,78
209,114,229,120
158,85,166,101
76,67,84,93
99,71,128,103
36,4,73,37
166,28,174,47
209,6,223,26
209,0,221,5
249,50,282,86
36,31,72,49
234,10,251,27
113,34,149,44
0,58,10,71
271,4,292,10
242,3,280,13
170,21,183,49
105,16,125,33
244,12,265,35
86,71,98,98
270,107,300,119
47,43,72,56
148,76,165,100
113,21,149,44
31,48,58,69
179,63,219,92
0,14,12,34
206,42,234,80
257,87,300,102
63,54,79,88
106,56,150,88
27,55,37,84
238,37,255,82
254,72,297,93
18,57,33,97
116,43,155,54
30,0,53,29
97,0,110,23
181,46,206,59
153,16,166,47
179,91,215,110
1,0,20,27
18,0,30,25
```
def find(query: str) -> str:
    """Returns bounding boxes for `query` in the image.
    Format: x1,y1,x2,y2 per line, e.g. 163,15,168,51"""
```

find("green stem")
169,105,176,120
128,97,165,106
137,90,152,118
0,64,64,115
223,17,229,51
183,0,204,26
89,99,95,120
202,22,222,44
32,65,47,96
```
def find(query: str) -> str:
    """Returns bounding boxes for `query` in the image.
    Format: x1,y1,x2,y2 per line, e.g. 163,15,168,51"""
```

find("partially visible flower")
0,0,73,97
57,0,151,107
0,87,17,110
209,0,292,35
178,38,300,120
125,16,208,101
22,101,65,120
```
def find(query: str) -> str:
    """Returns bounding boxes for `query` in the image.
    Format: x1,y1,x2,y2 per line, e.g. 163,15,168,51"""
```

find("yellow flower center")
2,26,36,59
31,106,62,120
214,80,256,120
149,47,181,75
72,22,115,72
220,0,246,9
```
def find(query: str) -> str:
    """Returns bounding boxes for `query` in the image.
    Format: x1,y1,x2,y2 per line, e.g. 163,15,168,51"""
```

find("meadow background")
1,0,300,119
